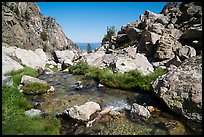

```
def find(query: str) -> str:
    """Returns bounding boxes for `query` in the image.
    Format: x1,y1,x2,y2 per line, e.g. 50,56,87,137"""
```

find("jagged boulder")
154,36,182,60
152,56,202,124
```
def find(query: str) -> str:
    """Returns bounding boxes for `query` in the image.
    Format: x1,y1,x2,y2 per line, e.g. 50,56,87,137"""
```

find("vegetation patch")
21,82,48,95
40,31,48,41
5,66,38,87
2,85,60,135
45,64,59,72
68,61,166,92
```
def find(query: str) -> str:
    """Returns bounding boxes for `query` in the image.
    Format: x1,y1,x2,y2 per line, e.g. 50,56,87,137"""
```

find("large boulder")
53,50,77,65
154,36,182,60
64,101,101,122
126,27,141,41
2,53,24,75
15,48,48,69
152,56,202,124
20,75,47,85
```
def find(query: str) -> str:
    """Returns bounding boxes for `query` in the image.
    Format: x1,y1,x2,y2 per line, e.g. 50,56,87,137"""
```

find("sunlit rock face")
2,2,80,53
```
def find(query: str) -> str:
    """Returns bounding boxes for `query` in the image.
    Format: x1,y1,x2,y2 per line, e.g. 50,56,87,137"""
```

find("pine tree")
86,43,92,53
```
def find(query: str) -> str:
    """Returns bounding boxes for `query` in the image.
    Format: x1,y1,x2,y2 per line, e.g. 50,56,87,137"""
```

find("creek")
24,71,195,135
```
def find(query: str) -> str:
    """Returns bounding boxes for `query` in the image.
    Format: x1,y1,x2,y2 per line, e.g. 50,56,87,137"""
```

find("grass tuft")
5,66,38,87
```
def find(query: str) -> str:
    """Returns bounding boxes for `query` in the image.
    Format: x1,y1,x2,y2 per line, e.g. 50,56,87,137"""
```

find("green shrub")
45,64,58,72
40,31,48,41
102,26,117,44
5,66,38,87
2,85,60,135
21,82,48,95
69,61,166,92
68,61,89,75
24,10,30,21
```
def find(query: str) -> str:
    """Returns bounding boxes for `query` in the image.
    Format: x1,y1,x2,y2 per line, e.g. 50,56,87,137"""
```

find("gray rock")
152,56,202,124
2,53,24,75
176,45,196,61
130,103,151,120
54,50,77,65
65,101,101,122
15,48,48,69
21,75,47,85
154,36,182,60
82,46,154,75
2,75,13,86
126,27,141,41
149,23,165,35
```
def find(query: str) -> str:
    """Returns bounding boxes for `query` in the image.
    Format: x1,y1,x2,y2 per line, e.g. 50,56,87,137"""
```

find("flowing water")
24,71,196,135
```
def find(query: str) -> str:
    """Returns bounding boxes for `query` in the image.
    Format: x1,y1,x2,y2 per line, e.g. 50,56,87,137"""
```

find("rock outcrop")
152,55,202,124
100,2,201,70
82,46,154,75
2,43,48,71
2,2,79,53
2,2,80,73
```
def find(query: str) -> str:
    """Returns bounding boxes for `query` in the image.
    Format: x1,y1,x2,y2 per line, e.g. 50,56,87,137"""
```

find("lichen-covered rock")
152,56,202,124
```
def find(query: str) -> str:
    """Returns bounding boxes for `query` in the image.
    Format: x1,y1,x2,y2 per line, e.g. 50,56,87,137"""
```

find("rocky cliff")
2,2,81,74
2,2,79,52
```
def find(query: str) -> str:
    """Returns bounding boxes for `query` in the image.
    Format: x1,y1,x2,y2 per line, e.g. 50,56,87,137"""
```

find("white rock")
68,101,101,121
25,109,42,117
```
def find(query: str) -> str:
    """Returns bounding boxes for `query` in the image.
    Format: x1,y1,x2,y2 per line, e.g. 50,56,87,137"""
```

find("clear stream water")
24,71,198,135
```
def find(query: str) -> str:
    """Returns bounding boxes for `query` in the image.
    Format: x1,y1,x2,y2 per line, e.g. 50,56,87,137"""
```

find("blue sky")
37,2,167,43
